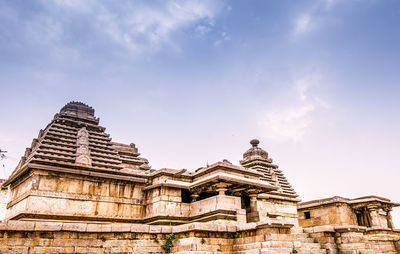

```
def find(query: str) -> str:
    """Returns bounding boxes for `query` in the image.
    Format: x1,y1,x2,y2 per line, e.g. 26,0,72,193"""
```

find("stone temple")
0,101,399,253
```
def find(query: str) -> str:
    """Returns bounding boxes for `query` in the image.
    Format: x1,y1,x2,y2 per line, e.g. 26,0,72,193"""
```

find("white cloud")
258,75,329,142
214,31,230,46
292,0,342,37
259,104,315,142
52,0,95,12
294,14,312,36
3,0,226,57
46,0,224,53
195,25,212,36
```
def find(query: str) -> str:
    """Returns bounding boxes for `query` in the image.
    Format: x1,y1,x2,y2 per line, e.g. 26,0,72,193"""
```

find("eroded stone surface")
0,101,398,253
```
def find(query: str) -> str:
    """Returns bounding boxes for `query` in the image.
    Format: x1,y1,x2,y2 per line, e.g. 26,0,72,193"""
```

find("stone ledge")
61,222,87,232
4,220,360,234
304,225,400,235
303,226,335,233
6,220,35,231
0,221,238,234
34,221,63,231
172,222,237,233
365,227,394,232
334,225,367,233
236,222,257,232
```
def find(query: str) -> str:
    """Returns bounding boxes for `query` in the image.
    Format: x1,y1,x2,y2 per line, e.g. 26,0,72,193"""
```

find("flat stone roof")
144,171,278,192
298,196,400,209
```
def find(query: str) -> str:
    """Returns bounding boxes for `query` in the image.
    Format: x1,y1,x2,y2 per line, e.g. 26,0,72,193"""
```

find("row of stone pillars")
359,205,394,229
191,183,260,223
368,205,394,229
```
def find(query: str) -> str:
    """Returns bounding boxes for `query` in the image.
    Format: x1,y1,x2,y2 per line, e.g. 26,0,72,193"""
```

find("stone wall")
298,203,357,228
306,225,400,254
7,170,145,222
145,187,189,221
1,220,399,254
190,195,241,218
257,198,298,226
0,186,8,221
145,192,242,224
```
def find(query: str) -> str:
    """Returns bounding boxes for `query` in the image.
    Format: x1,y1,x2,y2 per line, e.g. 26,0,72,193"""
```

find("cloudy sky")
1,0,400,225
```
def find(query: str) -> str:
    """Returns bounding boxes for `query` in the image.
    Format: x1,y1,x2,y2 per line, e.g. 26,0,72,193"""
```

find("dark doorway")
241,194,250,209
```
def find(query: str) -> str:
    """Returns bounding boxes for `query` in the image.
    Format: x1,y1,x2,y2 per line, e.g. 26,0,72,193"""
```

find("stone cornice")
3,163,147,187
144,171,278,192
298,196,400,210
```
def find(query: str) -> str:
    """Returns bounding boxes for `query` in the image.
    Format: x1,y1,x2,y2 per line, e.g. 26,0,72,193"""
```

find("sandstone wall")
145,187,190,222
1,220,399,254
257,198,298,226
7,170,145,222
0,186,8,221
298,203,356,228
306,225,400,254
190,195,241,218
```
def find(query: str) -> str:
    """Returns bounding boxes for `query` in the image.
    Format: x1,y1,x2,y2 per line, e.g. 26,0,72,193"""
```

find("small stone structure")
0,101,398,253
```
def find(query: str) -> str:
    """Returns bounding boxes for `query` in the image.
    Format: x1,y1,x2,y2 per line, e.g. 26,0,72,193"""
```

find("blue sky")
1,0,400,225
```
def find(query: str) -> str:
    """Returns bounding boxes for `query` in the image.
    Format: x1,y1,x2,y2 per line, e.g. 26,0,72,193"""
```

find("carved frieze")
75,127,92,166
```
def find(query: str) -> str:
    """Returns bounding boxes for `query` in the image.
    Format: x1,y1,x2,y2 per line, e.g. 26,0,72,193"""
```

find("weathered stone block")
6,220,35,231
161,226,173,233
149,225,162,233
111,223,131,232
86,223,101,232
34,221,62,231
62,222,87,232
130,224,149,233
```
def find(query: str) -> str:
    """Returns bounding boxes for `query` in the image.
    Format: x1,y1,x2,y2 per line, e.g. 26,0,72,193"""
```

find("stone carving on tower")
75,127,92,166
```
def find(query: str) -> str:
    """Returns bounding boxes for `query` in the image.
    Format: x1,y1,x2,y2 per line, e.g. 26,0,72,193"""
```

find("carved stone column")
249,194,258,211
383,207,394,229
247,193,260,222
215,183,230,196
367,205,380,228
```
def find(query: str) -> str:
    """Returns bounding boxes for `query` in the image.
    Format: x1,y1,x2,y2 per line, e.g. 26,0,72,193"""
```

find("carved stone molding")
75,127,92,166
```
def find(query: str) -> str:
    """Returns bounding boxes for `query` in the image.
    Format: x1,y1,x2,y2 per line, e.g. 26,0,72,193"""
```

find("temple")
0,101,399,253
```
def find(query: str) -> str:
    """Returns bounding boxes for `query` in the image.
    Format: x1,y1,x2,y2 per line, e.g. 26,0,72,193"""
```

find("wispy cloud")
1,0,226,57
214,31,230,46
292,0,342,37
258,75,330,142
294,13,312,36
90,1,222,52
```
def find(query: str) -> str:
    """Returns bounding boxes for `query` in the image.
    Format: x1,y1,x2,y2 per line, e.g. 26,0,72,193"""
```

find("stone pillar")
368,206,380,228
247,193,260,222
384,208,394,229
249,194,258,211
191,194,199,202
217,188,227,196
215,183,230,196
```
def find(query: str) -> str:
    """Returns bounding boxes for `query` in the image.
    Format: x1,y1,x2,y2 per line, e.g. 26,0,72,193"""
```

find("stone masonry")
0,101,399,253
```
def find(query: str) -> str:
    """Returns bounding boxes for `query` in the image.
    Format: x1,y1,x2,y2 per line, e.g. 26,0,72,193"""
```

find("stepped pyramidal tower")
0,101,399,254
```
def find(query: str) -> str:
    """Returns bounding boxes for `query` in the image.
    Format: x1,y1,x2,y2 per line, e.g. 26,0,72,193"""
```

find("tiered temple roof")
4,103,298,202
240,139,298,198
4,101,150,186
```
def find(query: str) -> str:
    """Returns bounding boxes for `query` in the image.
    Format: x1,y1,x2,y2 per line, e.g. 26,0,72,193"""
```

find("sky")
0,0,400,226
